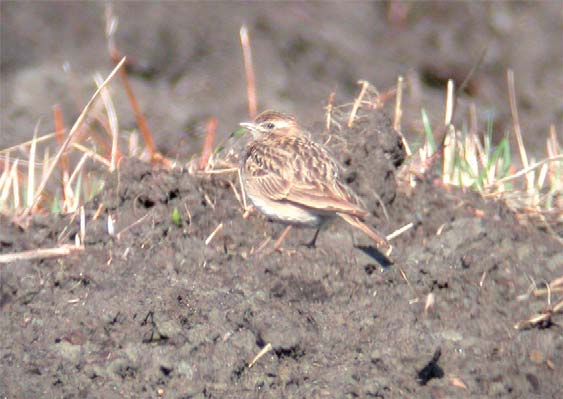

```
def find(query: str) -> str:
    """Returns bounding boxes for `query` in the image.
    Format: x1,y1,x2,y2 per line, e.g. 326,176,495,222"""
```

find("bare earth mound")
1,110,561,398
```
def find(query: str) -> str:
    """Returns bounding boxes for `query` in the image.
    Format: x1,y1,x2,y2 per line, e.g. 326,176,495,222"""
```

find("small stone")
177,361,194,379
529,349,544,364
158,320,181,338
253,306,304,351
489,382,506,396
440,330,463,342
55,341,81,361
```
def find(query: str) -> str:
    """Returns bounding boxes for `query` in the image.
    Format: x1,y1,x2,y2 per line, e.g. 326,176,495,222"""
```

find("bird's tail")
337,213,393,257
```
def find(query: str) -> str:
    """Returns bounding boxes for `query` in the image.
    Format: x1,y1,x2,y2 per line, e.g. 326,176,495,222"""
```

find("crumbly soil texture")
1,109,562,398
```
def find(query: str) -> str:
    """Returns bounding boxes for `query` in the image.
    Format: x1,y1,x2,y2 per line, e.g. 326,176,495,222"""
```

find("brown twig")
110,50,158,161
0,244,84,264
105,8,168,166
199,117,218,170
240,25,257,119
371,87,396,109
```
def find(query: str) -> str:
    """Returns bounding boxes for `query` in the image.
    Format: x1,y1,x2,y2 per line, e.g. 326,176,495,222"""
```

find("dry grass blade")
23,57,126,217
393,76,403,131
66,153,90,200
115,212,152,240
248,343,273,368
325,91,336,132
423,292,435,315
93,203,104,221
0,244,84,264
205,223,224,246
515,273,563,330
12,160,21,210
80,206,86,244
441,125,456,185
386,222,414,241
507,69,529,170
533,275,563,297
0,156,10,198
200,167,239,175
490,155,563,186
26,125,39,208
71,143,112,168
444,79,454,126
1,160,18,209
348,80,369,128
95,74,120,171
514,299,563,330
237,168,248,210
0,133,58,156
393,75,412,156
53,105,72,208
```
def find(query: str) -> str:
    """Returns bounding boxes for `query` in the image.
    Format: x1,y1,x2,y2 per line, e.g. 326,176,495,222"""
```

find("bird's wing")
243,142,292,200
244,135,368,218
285,182,368,218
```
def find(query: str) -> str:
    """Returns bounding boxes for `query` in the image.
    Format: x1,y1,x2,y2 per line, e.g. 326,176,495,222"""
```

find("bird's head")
240,110,300,139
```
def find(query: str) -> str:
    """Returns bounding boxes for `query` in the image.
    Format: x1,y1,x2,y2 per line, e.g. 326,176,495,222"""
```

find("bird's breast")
247,192,323,226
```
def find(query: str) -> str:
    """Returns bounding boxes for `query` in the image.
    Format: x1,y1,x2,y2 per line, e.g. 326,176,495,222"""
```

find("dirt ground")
1,2,561,155
1,107,562,398
1,2,562,399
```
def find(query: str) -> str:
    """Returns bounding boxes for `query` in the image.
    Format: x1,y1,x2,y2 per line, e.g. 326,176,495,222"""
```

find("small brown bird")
240,110,392,255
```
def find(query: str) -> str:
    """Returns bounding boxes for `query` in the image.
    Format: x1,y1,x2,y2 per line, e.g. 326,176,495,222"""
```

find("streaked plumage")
240,110,391,254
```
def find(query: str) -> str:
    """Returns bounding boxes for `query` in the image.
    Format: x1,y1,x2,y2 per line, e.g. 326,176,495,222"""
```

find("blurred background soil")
1,1,561,156
1,2,562,398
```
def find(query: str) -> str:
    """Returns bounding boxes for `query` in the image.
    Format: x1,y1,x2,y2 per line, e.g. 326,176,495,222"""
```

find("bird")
239,110,392,256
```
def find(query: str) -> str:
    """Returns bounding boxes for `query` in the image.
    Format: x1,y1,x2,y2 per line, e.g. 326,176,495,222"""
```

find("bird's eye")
264,122,275,129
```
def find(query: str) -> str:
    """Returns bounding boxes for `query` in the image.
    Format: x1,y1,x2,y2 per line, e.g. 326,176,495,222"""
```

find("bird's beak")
240,122,259,138
239,122,255,130
239,122,262,139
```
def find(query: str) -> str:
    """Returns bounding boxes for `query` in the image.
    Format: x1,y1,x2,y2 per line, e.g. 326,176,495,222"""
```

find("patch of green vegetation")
171,207,182,227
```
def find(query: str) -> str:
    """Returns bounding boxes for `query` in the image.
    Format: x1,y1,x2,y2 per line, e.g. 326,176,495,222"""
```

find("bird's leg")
273,225,293,251
305,225,322,248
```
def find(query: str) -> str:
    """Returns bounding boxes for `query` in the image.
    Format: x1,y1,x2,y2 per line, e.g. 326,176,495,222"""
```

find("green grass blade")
421,109,436,153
